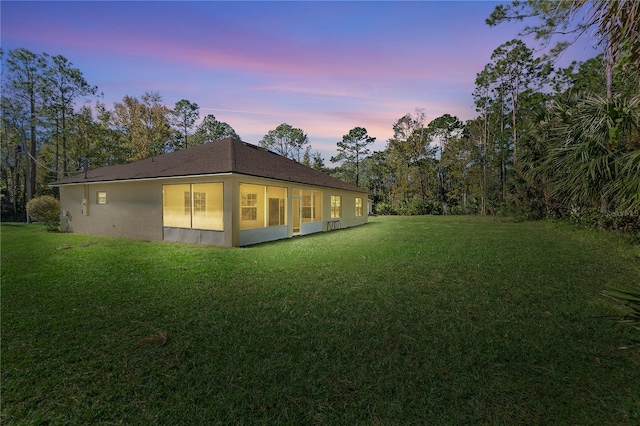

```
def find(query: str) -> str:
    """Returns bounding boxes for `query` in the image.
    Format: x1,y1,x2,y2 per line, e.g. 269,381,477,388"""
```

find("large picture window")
331,195,342,218
355,197,363,217
163,183,223,230
240,184,287,230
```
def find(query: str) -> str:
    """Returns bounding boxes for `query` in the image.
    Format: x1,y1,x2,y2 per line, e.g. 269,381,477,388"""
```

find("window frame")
240,183,287,229
355,197,363,217
330,195,342,219
162,183,224,231
97,191,107,205
241,193,258,221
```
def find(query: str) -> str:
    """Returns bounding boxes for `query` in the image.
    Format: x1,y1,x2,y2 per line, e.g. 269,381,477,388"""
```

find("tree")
546,92,640,213
43,54,98,177
427,114,464,213
470,41,549,213
112,92,172,161
487,1,640,98
359,150,394,207
259,123,309,161
440,133,476,214
3,48,49,203
386,109,436,213
0,96,28,219
169,99,199,150
330,127,375,187
191,114,239,145
486,40,547,163
311,151,325,171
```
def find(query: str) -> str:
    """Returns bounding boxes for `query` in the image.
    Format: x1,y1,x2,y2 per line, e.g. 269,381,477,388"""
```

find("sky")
2,1,600,162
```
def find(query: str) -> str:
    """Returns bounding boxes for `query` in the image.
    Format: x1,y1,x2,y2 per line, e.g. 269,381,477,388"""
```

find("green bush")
26,196,60,231
374,202,397,215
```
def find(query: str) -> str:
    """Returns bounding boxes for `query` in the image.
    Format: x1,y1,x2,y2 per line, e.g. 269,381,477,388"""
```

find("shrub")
374,202,397,215
26,196,60,231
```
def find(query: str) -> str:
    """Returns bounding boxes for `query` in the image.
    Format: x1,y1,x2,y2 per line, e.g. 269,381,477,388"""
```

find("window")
97,191,107,205
242,193,257,221
163,183,223,230
240,184,287,229
300,190,322,223
191,184,223,230
302,194,312,221
184,191,191,215
355,197,363,216
330,195,341,218
193,192,206,214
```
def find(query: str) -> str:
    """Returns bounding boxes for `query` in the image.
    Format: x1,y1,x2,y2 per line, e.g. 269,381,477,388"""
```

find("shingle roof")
51,137,367,193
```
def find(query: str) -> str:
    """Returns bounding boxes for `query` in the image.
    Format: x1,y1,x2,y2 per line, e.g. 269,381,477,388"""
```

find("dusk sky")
2,1,599,161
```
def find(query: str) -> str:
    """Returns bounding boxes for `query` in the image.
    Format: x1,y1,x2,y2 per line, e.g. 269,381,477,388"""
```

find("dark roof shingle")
52,138,367,193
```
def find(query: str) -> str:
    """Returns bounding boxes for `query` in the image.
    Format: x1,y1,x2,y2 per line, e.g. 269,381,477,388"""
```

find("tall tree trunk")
28,101,36,202
512,75,519,163
55,117,60,179
62,108,68,176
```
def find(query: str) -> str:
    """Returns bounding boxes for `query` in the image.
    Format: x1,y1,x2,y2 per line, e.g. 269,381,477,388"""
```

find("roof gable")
52,138,367,193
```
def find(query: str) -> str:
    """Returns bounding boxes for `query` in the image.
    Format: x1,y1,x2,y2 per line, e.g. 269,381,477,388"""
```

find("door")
292,196,301,235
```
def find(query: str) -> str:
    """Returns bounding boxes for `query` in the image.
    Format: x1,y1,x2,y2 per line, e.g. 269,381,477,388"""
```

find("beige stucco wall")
60,181,164,241
58,173,368,247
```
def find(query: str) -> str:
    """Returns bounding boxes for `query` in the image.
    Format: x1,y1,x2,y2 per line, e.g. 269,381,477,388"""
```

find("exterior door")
292,196,301,235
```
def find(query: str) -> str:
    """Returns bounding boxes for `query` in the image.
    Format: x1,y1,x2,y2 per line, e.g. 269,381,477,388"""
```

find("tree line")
2,1,638,232
336,1,640,235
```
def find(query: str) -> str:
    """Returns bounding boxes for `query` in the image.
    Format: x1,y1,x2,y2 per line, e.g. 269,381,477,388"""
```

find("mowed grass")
2,216,639,425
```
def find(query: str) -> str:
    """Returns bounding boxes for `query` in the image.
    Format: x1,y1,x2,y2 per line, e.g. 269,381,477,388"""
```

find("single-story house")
51,137,370,247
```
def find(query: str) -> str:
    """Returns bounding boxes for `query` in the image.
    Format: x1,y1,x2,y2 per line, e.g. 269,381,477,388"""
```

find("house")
51,137,370,247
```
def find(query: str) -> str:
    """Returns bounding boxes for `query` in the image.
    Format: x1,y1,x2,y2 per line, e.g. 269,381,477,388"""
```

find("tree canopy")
331,127,375,187
259,123,310,162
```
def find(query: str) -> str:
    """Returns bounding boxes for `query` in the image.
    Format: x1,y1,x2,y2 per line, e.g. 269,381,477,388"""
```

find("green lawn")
2,216,639,425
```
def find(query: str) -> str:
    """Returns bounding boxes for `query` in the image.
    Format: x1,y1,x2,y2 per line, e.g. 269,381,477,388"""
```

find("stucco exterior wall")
58,173,368,247
60,181,164,241
320,189,369,230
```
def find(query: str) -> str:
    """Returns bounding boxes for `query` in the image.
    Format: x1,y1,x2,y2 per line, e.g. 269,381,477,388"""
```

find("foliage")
190,114,240,145
330,127,376,187
602,287,640,329
259,123,309,162
373,201,396,215
1,34,637,231
487,0,640,71
546,92,640,213
26,195,60,230
386,109,437,213
169,99,199,149
2,218,639,424
302,146,326,171
112,92,172,161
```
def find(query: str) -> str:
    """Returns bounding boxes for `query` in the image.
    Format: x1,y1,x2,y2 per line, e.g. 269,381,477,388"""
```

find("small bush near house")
26,195,60,231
